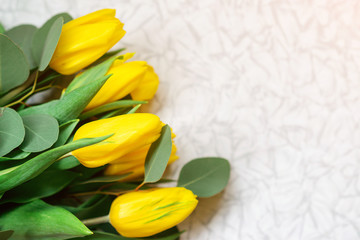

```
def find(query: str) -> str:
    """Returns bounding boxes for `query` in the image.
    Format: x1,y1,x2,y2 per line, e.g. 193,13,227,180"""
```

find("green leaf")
19,114,59,152
0,108,25,157
69,227,183,240
88,47,126,67
75,195,114,219
0,34,29,95
5,24,38,69
53,119,79,147
62,194,115,220
99,108,131,119
0,149,30,161
32,16,63,71
143,125,172,184
19,74,111,124
79,100,147,120
1,170,78,203
66,56,118,94
177,157,230,197
0,230,14,240
126,104,142,114
69,231,130,240
50,155,80,170
0,134,112,193
57,12,73,23
0,23,5,34
79,173,131,184
31,13,71,71
0,200,92,239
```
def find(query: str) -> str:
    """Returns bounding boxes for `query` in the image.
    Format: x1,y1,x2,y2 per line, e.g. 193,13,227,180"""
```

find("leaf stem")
135,182,145,191
5,71,39,108
82,215,110,226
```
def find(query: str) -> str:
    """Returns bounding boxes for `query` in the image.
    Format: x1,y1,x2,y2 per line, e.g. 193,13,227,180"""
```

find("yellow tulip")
104,141,179,181
85,60,148,110
84,58,159,111
130,65,159,101
72,113,162,168
109,187,198,237
50,9,126,75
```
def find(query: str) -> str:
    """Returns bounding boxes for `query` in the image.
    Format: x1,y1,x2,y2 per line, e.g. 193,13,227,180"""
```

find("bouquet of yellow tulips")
0,9,230,240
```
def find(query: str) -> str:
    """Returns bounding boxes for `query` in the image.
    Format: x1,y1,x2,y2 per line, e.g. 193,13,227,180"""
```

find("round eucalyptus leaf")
143,125,173,183
19,114,59,152
0,108,25,157
177,157,231,198
5,24,37,69
32,16,63,71
0,34,29,95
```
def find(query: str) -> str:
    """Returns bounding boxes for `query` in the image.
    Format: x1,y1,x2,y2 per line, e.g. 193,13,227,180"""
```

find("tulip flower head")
84,57,160,110
104,141,178,181
130,65,160,101
72,113,162,168
50,9,126,75
85,60,148,110
109,187,198,237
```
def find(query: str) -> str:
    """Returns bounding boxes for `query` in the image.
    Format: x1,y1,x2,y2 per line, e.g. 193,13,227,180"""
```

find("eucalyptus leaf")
19,114,59,152
0,230,14,240
66,56,118,94
0,34,29,95
0,200,92,239
0,134,112,193
32,13,71,71
1,170,78,203
0,108,25,157
19,74,111,124
0,150,30,161
143,125,172,184
177,157,230,197
53,119,79,147
5,24,37,69
0,23,5,34
79,100,147,120
33,17,63,71
57,12,73,23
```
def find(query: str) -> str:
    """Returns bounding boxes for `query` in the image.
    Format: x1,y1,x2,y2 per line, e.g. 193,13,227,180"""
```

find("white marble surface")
2,0,360,239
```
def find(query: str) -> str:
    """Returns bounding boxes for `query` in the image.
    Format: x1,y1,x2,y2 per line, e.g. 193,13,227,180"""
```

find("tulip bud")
85,60,148,110
104,141,178,181
72,113,162,168
84,58,159,110
130,65,159,101
109,187,198,237
50,9,126,75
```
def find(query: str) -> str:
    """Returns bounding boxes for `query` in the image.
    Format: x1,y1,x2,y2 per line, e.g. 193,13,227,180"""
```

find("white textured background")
2,0,360,239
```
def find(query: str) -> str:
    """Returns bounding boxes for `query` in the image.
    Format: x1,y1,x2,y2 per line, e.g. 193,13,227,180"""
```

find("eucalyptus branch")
5,71,39,108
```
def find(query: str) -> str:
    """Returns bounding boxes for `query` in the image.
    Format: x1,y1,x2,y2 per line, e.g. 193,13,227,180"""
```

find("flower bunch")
0,9,230,239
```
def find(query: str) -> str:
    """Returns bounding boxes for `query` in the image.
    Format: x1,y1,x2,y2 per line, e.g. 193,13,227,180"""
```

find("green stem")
4,71,39,108
82,215,110,226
